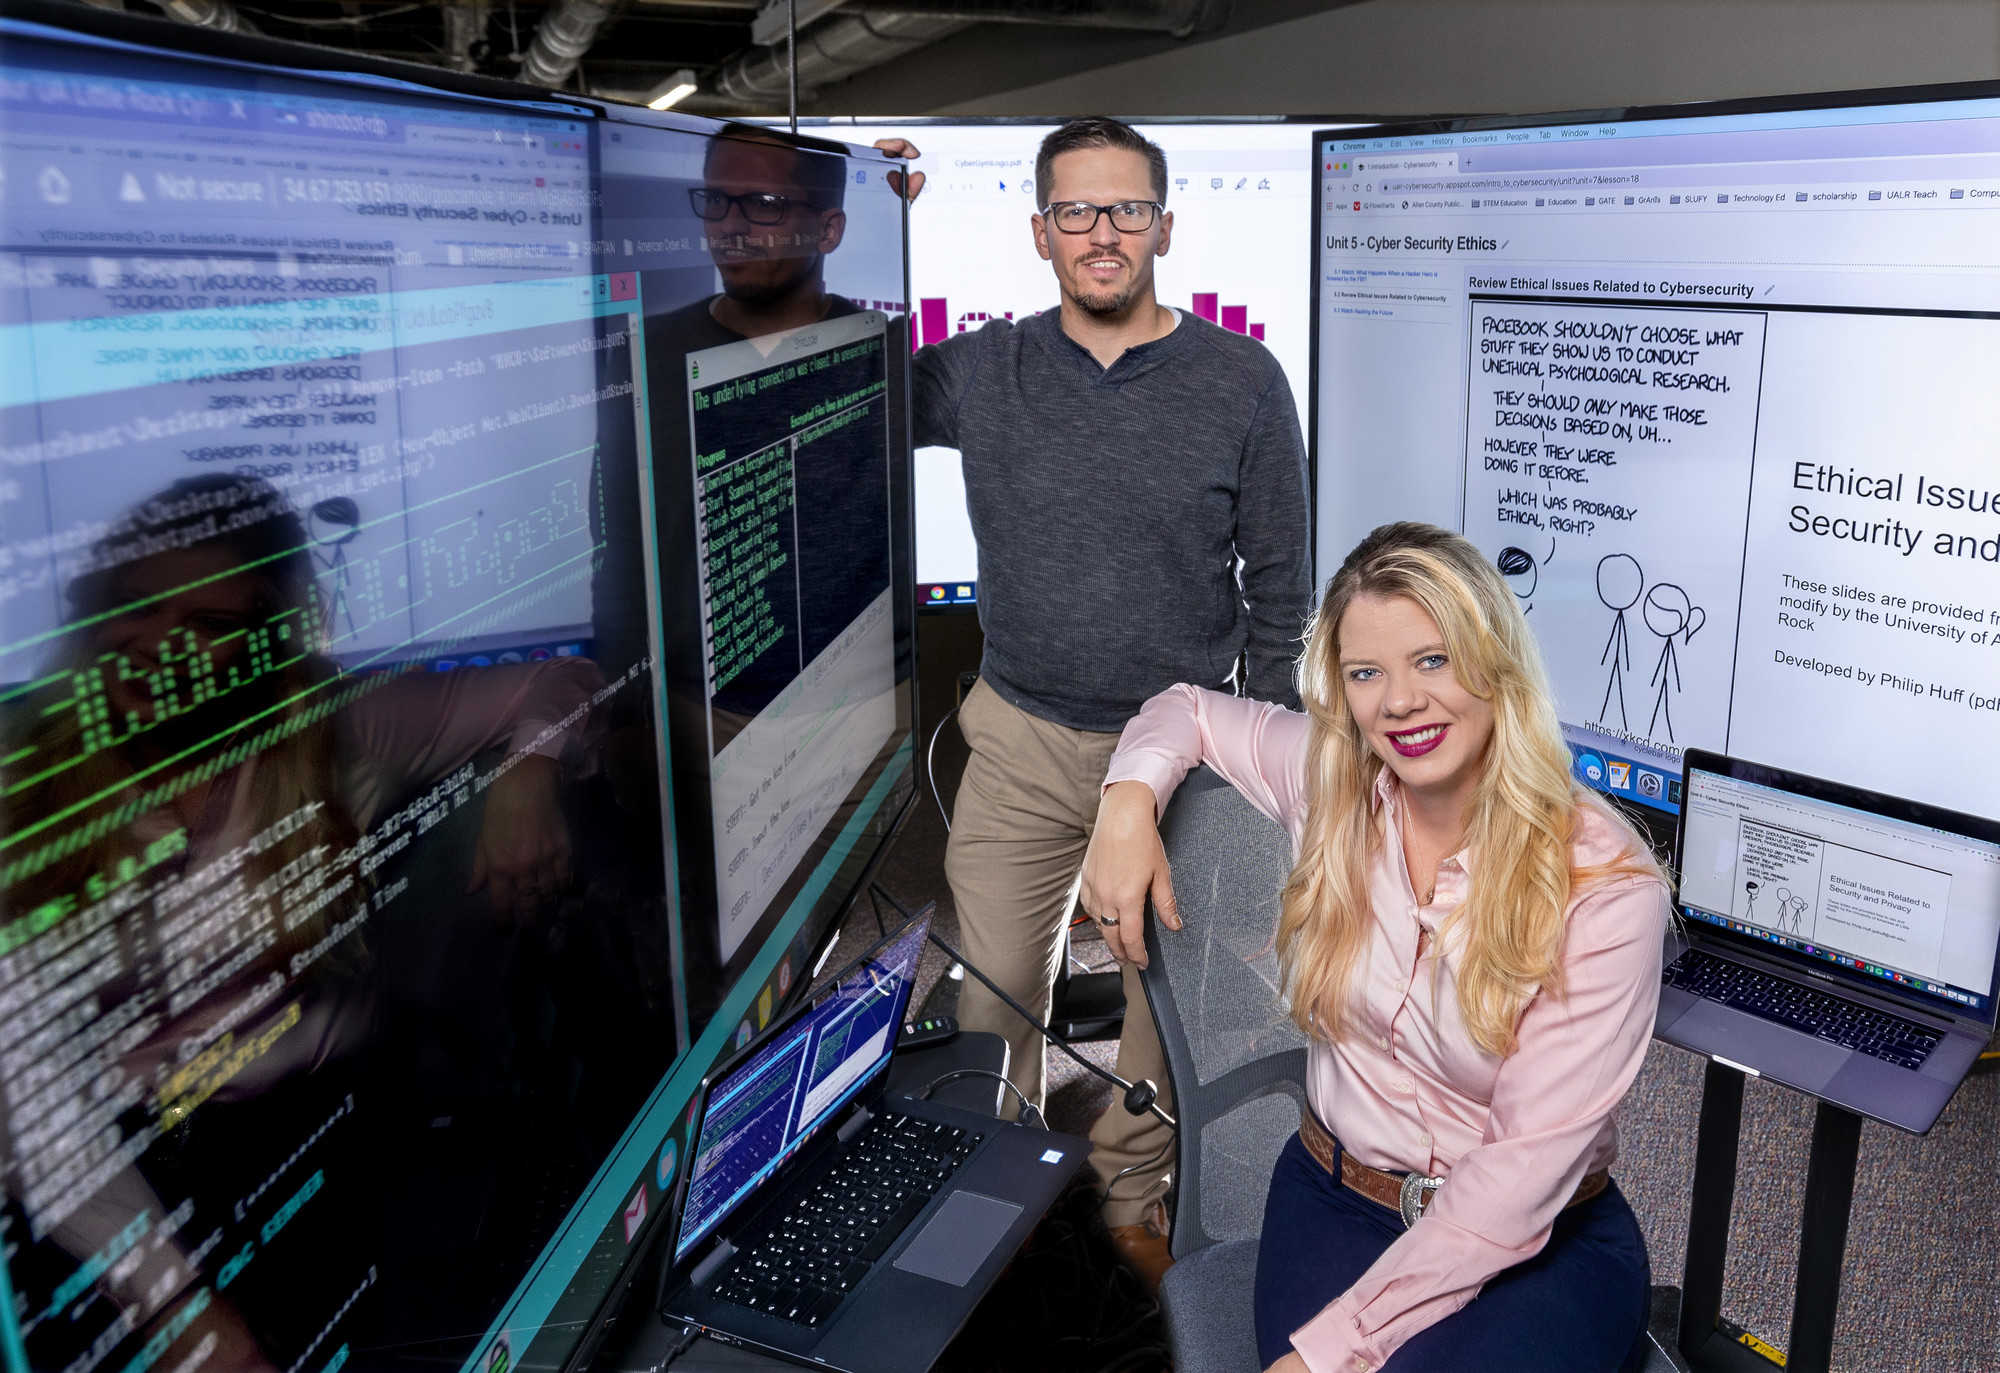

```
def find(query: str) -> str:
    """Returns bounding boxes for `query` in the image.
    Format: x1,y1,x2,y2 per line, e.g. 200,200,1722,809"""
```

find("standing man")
901,118,1312,1290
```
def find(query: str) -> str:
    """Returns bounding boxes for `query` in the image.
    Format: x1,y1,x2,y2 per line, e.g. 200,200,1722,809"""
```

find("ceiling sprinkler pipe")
520,0,619,88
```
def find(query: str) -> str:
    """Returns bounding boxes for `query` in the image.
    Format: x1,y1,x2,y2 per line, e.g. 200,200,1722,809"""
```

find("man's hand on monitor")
1079,779,1179,968
874,139,925,201
468,753,573,926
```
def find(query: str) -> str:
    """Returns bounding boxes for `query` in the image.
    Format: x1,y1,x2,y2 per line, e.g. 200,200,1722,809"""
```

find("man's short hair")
708,122,848,210
1034,118,1168,209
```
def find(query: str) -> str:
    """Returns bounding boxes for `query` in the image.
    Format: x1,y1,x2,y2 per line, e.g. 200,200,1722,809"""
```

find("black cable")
918,1069,1045,1129
870,883,1177,1134
657,1318,700,1369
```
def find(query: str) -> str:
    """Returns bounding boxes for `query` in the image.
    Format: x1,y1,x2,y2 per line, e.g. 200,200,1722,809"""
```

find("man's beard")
718,251,819,307
1064,252,1139,317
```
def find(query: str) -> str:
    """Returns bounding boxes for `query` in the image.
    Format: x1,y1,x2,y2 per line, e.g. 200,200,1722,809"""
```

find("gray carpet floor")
838,782,2000,1371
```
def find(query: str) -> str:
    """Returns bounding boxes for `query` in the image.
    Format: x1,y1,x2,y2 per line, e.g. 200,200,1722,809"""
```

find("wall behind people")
816,0,2000,117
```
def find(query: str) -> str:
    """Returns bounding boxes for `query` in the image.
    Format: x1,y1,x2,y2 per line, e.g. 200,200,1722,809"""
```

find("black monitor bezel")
1673,748,2000,1029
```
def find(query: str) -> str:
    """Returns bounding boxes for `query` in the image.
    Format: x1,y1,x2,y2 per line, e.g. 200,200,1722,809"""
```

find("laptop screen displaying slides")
1679,768,2000,1021
675,915,931,1262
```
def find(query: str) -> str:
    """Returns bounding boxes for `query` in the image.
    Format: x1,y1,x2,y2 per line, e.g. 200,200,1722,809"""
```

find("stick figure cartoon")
310,496,363,639
1497,546,1538,609
1644,581,1705,742
1780,890,1809,934
1744,879,1761,920
1597,554,1644,730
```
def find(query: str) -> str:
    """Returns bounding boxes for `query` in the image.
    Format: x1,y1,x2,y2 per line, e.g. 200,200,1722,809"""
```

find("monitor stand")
1670,1059,1863,1373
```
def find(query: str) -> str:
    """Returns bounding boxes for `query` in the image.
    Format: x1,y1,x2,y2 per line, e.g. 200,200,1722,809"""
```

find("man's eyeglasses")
688,188,822,224
1041,200,1163,234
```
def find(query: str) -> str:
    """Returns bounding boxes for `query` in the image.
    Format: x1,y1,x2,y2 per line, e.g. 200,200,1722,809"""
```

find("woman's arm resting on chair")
1080,780,1179,967
1083,683,1311,966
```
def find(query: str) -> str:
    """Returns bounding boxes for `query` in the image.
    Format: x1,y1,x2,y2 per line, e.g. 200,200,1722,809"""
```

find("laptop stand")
1670,1059,1864,1373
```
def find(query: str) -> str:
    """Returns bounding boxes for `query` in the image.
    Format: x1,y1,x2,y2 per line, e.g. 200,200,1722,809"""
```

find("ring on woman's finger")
1097,913,1121,927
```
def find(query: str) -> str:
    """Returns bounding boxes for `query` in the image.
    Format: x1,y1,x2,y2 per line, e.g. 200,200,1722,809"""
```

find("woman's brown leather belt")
1300,1110,1608,1229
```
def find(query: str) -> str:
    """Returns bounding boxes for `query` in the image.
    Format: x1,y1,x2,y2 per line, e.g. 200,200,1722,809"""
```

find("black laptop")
1659,750,1999,1132
659,910,1089,1371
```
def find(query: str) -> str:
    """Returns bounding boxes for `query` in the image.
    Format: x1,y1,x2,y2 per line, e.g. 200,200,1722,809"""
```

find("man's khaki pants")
943,679,1175,1228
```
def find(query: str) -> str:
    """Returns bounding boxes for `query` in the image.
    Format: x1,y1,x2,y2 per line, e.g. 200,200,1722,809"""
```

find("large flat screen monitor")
825,119,1352,608
0,15,914,1373
1314,88,2000,824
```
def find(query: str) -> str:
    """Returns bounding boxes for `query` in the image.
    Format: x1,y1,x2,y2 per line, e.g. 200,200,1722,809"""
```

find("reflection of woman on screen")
2,475,602,1360
9,476,601,937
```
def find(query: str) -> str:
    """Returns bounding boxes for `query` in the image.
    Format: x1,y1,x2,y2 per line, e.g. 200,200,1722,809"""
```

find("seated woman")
1079,522,1667,1373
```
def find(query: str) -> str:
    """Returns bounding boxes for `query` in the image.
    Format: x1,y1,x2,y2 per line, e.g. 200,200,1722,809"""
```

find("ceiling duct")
711,0,1227,108
520,0,619,88
158,0,257,33
712,10,968,107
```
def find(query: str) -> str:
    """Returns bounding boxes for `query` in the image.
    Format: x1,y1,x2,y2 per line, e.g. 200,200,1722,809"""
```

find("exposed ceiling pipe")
442,1,493,72
711,0,1228,109
849,0,1227,34
712,9,967,107
520,0,618,88
157,0,258,33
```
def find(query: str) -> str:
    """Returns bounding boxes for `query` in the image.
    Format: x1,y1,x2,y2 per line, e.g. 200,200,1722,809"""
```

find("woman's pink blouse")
1104,684,1669,1373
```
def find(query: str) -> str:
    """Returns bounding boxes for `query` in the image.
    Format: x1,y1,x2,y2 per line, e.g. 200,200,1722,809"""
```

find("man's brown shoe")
1106,1199,1174,1298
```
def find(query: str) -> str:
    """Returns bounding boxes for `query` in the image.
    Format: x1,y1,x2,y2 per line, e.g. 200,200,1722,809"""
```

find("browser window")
1317,97,2000,819
1679,767,2000,1016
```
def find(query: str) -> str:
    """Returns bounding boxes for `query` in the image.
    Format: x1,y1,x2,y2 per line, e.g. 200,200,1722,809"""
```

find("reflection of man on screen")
670,123,859,342
595,125,899,1010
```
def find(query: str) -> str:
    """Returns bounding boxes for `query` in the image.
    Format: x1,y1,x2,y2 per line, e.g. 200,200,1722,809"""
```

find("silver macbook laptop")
1659,750,1999,1133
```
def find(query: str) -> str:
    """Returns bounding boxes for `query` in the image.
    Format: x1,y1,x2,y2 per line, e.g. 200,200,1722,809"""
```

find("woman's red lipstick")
1387,723,1448,758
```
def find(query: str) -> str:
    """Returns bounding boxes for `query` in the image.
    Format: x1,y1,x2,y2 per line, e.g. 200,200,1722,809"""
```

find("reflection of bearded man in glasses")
686,124,852,337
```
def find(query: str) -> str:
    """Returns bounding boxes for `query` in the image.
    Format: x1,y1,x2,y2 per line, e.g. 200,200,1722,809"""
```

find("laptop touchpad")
893,1191,1022,1287
1672,1002,1845,1092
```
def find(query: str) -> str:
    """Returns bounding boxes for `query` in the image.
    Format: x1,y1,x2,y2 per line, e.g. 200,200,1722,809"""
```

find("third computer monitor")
1314,91,2000,823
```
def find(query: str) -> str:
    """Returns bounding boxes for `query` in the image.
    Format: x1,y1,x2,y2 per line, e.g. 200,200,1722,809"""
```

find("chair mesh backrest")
1141,766,1310,1259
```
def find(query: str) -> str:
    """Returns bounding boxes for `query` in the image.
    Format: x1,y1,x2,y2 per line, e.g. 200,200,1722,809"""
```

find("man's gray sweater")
913,308,1312,733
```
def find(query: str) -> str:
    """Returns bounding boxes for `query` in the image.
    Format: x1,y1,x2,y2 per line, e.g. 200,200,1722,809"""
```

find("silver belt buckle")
1398,1172,1444,1229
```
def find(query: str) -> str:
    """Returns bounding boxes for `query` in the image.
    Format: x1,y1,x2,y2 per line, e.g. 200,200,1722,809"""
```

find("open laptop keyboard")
709,1111,983,1327
1664,949,1941,1069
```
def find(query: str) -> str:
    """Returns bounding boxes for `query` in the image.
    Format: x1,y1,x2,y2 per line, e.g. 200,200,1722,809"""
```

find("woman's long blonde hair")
1276,522,1656,1056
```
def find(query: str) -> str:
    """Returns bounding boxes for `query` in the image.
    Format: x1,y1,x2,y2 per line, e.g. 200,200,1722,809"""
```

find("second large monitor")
829,119,1339,607
1315,90,2000,823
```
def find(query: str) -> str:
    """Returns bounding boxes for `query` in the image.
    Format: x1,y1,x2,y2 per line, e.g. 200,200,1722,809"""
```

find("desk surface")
592,1032,1013,1372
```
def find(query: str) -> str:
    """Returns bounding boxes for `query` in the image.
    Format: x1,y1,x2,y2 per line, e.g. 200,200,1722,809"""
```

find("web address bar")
1382,172,1641,193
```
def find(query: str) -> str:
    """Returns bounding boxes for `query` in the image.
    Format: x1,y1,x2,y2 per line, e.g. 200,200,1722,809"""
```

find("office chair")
1141,766,1685,1373
1141,765,1311,1373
